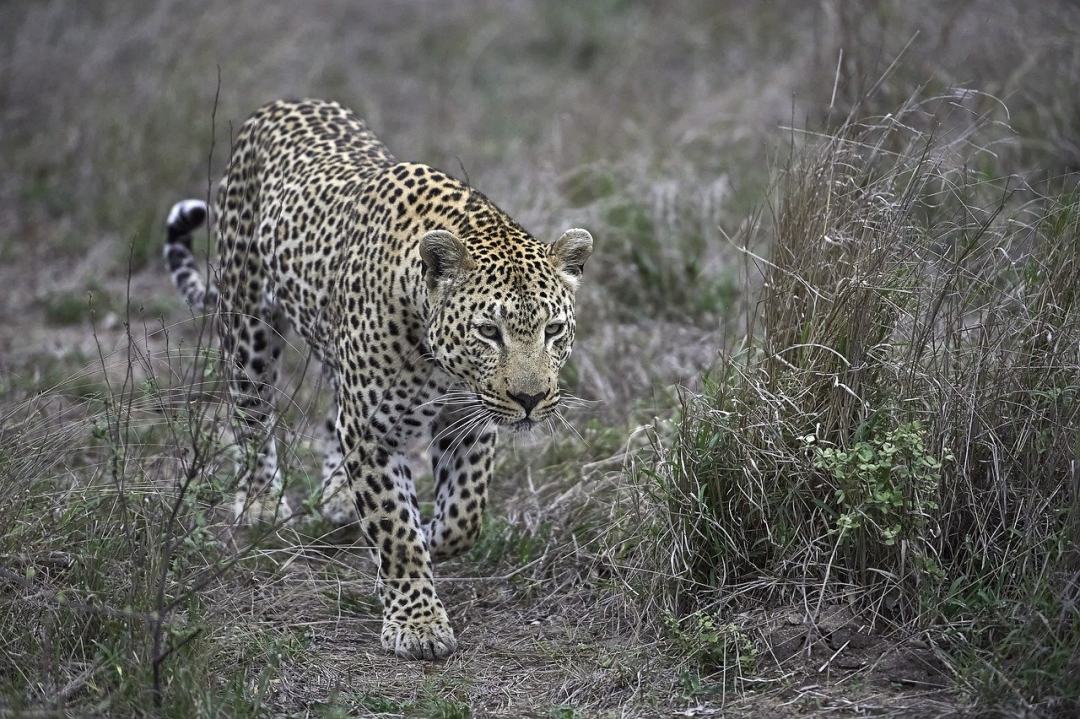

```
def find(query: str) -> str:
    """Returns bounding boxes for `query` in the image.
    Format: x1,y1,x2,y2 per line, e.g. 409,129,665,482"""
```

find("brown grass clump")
608,91,1080,712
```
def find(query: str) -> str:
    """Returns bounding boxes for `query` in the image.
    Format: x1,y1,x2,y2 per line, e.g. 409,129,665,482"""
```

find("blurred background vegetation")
0,1,1077,717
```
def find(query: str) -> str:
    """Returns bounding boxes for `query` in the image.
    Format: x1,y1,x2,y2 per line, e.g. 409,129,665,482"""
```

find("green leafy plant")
665,611,757,679
813,421,949,551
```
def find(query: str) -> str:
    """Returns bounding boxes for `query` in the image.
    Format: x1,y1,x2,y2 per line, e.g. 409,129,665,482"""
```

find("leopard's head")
421,227,593,429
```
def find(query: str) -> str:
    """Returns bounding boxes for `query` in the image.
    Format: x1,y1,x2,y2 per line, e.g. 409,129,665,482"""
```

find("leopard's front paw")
233,492,294,526
318,490,359,527
381,612,457,660
318,477,359,527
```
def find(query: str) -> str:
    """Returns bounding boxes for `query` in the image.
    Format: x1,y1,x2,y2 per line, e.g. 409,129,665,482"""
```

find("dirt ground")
0,283,964,715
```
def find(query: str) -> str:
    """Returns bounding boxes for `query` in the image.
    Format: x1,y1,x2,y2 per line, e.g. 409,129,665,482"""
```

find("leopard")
163,98,593,660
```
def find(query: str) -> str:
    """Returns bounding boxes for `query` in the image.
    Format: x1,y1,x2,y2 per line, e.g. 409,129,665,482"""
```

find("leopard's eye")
545,322,565,339
477,323,501,341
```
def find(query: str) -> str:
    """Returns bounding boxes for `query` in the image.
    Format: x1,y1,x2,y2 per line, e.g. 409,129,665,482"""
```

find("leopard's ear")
420,230,474,290
549,228,594,285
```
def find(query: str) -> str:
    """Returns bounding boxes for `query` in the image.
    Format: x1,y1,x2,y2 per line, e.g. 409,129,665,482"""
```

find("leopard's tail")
164,199,217,311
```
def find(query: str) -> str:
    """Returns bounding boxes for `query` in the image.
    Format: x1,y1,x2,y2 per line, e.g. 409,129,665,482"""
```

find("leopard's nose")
508,390,545,414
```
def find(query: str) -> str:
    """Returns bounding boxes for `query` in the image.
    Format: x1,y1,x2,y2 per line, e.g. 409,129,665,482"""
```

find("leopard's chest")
356,360,459,451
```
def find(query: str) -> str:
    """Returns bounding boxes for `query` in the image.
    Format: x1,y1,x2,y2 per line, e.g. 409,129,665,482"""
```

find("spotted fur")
163,98,593,660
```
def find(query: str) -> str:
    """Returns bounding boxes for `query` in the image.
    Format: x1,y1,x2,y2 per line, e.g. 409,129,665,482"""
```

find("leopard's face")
422,228,593,429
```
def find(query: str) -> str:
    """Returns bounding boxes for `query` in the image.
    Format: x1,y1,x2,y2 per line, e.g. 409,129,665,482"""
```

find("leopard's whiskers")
431,410,488,477
552,409,586,445
425,404,484,452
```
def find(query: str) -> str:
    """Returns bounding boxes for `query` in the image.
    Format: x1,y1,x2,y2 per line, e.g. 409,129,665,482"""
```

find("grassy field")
1,1,1078,716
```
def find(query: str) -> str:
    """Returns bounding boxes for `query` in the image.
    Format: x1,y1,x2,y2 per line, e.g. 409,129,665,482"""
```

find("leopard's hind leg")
214,152,292,524
219,296,292,524
316,365,360,526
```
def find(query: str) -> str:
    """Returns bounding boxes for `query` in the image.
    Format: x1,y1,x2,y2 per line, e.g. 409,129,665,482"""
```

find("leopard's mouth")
481,407,536,429
473,391,559,430
478,403,546,430
494,407,560,431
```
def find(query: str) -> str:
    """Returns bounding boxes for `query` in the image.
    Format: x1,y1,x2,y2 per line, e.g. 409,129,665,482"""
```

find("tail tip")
166,199,208,235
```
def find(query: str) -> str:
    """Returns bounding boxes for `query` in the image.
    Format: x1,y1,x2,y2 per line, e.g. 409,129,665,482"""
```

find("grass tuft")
608,92,1080,712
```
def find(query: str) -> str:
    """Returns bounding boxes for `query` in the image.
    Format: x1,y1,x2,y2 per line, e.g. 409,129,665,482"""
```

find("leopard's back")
215,99,397,359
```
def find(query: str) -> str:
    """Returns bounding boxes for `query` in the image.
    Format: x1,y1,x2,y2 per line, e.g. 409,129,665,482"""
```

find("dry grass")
602,89,1079,715
1,1,1079,717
